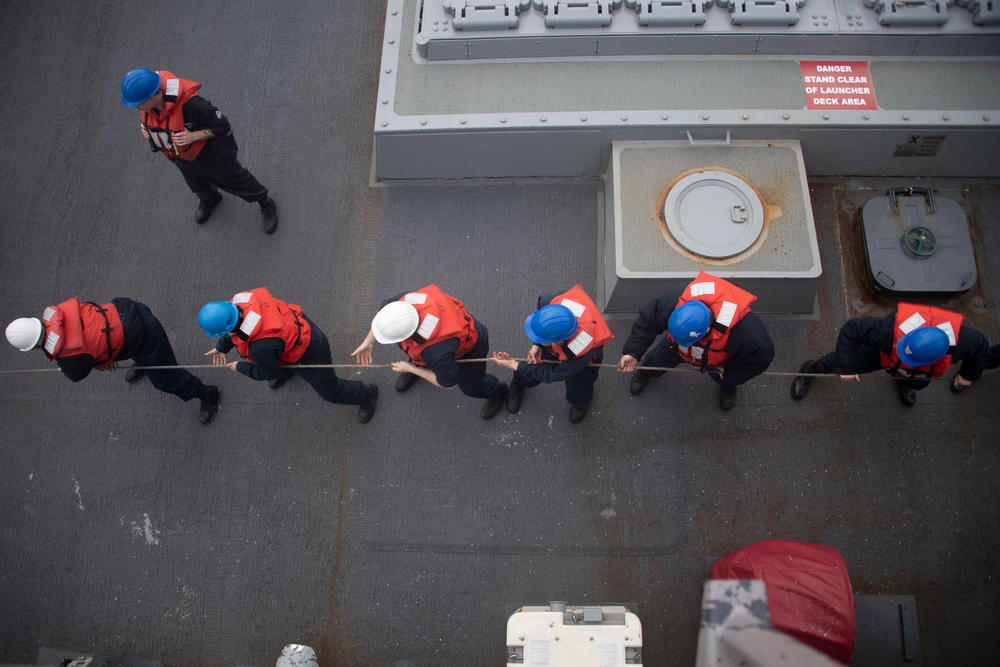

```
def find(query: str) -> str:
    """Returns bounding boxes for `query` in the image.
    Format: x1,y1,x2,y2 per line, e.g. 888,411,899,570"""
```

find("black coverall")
153,95,267,204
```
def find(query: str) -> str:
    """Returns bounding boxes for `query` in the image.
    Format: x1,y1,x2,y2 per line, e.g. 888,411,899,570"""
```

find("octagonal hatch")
662,170,765,259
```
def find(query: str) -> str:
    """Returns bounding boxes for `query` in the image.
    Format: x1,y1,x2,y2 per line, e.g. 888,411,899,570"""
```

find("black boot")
630,370,650,396
506,379,525,414
358,384,378,424
481,382,508,420
195,193,222,224
268,375,289,390
897,385,917,407
719,386,737,411
199,385,221,425
124,368,145,384
395,371,418,393
259,196,278,234
569,404,590,424
791,360,818,401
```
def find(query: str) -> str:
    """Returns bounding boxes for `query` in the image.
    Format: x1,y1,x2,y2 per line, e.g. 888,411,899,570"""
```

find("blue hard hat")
524,304,578,344
668,300,713,347
121,68,160,108
198,301,239,337
897,326,950,367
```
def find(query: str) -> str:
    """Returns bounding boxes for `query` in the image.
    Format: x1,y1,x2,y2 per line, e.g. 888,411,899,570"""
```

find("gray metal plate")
850,596,921,666
663,170,766,258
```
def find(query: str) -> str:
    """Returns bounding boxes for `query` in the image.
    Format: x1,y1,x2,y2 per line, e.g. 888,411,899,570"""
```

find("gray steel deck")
1,2,998,666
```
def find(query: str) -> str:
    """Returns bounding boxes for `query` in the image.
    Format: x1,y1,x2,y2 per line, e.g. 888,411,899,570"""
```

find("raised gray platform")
601,140,821,312
374,0,1000,179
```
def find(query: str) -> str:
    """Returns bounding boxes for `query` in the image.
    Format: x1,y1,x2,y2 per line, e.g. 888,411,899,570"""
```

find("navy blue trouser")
641,337,730,387
816,347,930,391
514,348,602,407
174,141,267,203
131,302,205,402
277,326,369,405
453,330,503,400
986,344,1000,370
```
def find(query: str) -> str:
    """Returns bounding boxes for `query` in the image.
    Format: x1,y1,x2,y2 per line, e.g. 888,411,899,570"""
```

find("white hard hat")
372,302,419,344
6,317,43,352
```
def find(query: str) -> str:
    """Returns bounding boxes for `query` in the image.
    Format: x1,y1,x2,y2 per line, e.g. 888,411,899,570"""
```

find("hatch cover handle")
685,130,731,146
876,270,897,288
887,186,937,214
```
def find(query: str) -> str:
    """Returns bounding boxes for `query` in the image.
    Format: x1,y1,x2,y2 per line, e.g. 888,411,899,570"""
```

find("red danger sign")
800,61,877,110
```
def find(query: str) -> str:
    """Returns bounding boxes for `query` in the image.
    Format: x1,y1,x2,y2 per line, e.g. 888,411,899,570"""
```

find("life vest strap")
85,301,116,365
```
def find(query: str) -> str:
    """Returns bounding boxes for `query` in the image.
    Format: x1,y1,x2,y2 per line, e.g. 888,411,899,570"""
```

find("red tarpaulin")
709,540,857,664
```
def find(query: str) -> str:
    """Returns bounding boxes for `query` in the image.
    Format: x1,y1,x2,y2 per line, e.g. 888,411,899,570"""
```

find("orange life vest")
879,302,962,380
41,297,124,371
548,284,614,363
230,287,312,365
667,271,757,369
398,284,479,366
141,70,204,162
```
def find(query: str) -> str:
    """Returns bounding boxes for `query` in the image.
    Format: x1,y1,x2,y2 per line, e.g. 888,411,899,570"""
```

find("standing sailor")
120,68,278,233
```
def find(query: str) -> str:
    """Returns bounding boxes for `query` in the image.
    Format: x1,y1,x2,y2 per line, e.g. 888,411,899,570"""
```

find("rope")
0,358,971,381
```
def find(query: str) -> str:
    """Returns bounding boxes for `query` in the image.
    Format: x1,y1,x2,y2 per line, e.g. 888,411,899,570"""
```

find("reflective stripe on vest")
548,285,613,363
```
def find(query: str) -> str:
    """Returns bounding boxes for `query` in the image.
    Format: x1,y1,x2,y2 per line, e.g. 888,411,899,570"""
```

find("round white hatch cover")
662,170,765,259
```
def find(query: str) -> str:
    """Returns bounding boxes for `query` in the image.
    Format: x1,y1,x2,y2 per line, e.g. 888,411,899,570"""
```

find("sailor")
352,284,507,419
492,284,613,424
6,297,220,424
791,302,989,405
120,68,278,233
199,288,377,423
618,271,775,411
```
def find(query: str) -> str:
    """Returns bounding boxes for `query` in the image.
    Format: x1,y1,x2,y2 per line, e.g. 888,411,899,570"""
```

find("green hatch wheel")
903,226,937,257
